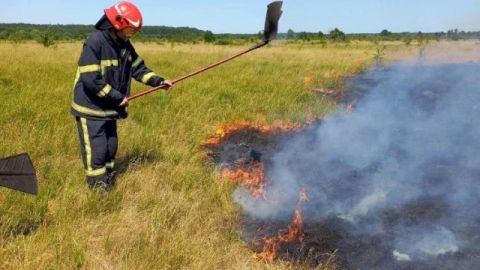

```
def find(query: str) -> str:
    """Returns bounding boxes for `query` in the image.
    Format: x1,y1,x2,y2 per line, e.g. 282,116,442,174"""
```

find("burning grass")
203,62,480,270
253,188,309,262
202,120,343,268
204,119,480,269
199,92,361,267
201,120,335,266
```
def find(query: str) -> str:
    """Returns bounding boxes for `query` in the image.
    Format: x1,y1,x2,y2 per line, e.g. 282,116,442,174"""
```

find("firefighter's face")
120,27,139,40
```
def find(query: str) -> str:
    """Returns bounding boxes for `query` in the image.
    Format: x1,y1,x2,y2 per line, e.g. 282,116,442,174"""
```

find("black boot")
87,174,111,191
106,169,117,188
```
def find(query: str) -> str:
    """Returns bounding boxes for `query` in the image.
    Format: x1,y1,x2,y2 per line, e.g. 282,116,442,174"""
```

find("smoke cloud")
234,51,480,268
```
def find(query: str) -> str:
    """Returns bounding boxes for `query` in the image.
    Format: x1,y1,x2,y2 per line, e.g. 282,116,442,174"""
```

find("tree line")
0,23,478,47
0,23,207,45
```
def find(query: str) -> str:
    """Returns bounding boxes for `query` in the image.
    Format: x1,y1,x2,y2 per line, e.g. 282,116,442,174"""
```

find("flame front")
254,189,309,262
203,120,315,263
207,120,307,199
201,120,306,147
221,161,267,199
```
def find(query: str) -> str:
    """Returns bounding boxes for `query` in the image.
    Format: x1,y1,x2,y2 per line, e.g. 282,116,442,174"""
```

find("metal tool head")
0,153,38,195
263,1,283,43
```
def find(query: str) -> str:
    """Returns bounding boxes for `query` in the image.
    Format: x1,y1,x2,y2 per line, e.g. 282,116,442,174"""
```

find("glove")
118,107,128,119
148,76,165,87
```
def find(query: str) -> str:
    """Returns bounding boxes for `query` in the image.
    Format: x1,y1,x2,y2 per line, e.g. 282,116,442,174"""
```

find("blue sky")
1,0,479,34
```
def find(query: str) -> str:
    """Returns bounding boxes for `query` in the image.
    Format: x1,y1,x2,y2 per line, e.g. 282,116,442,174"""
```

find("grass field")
0,40,420,269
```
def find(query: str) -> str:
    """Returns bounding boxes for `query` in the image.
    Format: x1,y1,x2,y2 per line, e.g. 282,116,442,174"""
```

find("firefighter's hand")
160,80,173,91
119,97,128,107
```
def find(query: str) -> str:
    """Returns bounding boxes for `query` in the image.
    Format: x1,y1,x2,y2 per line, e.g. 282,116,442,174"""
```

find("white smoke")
234,48,480,267
395,226,459,259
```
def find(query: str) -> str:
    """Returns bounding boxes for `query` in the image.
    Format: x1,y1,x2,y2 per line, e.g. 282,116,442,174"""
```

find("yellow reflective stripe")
78,64,101,73
73,69,81,88
100,59,119,76
105,161,115,169
80,117,108,177
86,167,107,177
73,64,101,88
100,59,118,67
141,72,156,84
97,84,112,97
72,102,118,118
132,57,143,68
80,118,93,172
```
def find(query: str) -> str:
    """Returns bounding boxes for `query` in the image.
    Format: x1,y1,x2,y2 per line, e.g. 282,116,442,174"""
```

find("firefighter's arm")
77,43,124,103
130,51,170,89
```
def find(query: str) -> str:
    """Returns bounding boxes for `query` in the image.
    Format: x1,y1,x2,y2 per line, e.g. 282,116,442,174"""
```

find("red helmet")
104,1,143,32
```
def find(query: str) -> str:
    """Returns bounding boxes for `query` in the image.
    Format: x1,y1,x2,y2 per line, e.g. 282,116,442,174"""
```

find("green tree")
447,29,460,40
40,31,55,47
380,29,392,36
298,32,310,41
0,30,9,40
286,29,295,40
10,29,29,42
203,30,215,43
329,28,345,42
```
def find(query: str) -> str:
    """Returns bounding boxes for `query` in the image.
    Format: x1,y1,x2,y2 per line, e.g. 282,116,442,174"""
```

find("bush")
203,30,215,43
329,28,346,42
214,39,232,45
40,31,55,47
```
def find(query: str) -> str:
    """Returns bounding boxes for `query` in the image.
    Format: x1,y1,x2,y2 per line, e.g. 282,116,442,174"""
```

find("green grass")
0,40,417,269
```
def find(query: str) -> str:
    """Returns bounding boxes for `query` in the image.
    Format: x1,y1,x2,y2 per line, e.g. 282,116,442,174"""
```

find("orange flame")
212,120,308,199
221,161,267,199
202,120,316,262
201,120,306,147
253,189,309,262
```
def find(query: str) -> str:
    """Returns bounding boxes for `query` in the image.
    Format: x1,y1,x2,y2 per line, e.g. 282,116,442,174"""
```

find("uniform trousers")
75,117,117,186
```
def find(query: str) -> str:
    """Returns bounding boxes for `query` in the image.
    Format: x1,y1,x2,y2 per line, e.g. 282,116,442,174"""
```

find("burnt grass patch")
203,122,480,269
201,63,480,269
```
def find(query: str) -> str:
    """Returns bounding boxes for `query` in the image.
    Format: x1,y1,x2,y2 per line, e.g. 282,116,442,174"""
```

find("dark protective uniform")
71,29,163,187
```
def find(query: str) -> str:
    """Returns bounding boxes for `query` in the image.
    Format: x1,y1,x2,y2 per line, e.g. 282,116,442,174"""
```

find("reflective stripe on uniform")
80,117,92,171
73,69,81,89
80,117,107,176
73,64,102,88
141,72,156,84
72,102,118,118
80,117,107,177
132,57,143,68
97,84,112,97
105,161,115,169
78,64,101,73
100,59,119,76
100,59,119,67
86,167,107,177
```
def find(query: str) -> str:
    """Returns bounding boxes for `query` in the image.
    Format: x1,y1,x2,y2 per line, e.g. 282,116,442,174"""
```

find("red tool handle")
127,41,268,101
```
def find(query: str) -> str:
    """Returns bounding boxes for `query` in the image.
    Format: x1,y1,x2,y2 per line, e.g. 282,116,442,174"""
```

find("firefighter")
71,1,172,190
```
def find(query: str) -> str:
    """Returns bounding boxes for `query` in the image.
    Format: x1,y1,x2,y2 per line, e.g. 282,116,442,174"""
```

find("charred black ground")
203,125,304,173
203,63,480,270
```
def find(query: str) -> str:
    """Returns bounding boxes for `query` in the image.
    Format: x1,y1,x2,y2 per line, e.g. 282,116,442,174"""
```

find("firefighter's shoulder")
84,31,105,49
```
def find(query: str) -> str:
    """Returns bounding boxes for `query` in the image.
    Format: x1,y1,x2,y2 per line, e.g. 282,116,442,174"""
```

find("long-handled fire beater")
127,1,283,101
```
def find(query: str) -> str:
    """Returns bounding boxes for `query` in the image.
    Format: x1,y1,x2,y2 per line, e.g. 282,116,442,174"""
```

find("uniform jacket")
71,30,162,120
